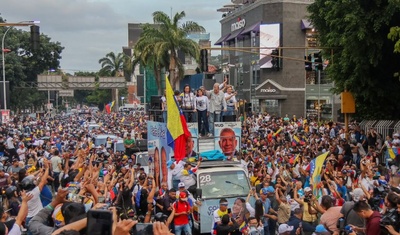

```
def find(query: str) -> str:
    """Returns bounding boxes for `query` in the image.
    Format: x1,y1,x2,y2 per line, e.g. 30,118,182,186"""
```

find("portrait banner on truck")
187,122,199,156
213,122,241,160
147,121,173,187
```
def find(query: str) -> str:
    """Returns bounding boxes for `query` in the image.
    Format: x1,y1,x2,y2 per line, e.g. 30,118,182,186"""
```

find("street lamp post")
1,21,40,111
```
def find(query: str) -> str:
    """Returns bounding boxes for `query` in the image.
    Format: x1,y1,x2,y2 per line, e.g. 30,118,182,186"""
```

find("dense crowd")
0,82,398,235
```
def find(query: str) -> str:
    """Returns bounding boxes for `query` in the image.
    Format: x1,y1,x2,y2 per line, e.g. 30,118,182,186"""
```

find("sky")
1,0,223,74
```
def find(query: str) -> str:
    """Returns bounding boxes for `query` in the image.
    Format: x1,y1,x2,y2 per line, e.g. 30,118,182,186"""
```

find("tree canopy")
308,0,400,119
0,15,64,112
134,11,205,88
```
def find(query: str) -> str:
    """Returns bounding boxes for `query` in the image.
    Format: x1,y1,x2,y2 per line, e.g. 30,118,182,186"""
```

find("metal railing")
359,120,400,138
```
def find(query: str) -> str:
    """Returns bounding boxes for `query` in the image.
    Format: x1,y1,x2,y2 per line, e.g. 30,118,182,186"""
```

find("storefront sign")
231,19,246,32
260,88,277,93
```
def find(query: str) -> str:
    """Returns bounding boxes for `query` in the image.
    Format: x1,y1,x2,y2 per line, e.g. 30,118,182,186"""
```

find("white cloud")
1,0,223,74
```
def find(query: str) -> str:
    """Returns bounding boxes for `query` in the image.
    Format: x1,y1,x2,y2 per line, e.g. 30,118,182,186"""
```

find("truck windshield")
199,171,250,199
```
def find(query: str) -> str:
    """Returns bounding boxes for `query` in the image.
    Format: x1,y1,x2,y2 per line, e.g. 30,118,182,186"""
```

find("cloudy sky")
1,0,223,74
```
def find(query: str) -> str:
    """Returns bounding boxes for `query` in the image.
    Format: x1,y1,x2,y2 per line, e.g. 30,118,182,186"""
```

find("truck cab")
192,161,251,234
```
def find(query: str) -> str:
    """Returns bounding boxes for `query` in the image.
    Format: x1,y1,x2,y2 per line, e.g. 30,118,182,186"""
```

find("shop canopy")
241,21,262,35
214,33,231,45
225,28,245,42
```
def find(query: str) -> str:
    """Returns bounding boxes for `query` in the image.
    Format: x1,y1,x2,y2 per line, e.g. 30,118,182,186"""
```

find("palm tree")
134,11,205,88
98,52,126,77
133,23,169,94
99,52,126,109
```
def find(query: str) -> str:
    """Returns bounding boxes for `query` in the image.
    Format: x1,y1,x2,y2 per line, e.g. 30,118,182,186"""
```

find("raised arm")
15,191,33,226
38,160,50,191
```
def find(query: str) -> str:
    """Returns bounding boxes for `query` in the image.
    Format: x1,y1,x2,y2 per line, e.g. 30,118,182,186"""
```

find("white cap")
350,188,365,202
278,224,294,234
304,187,312,192
178,182,185,188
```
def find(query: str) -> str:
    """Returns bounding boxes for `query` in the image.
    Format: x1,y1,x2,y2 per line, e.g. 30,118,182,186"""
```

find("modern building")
215,0,338,120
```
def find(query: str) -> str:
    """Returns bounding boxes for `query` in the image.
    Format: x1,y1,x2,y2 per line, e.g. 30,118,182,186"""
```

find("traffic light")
271,49,280,71
305,54,312,71
200,49,208,72
314,51,323,71
30,25,40,51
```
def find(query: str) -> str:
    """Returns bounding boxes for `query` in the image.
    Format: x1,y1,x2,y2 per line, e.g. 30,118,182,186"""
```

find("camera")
304,195,312,203
380,215,396,227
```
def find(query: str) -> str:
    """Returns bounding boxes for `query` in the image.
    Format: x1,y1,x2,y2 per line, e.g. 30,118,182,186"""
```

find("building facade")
216,0,337,120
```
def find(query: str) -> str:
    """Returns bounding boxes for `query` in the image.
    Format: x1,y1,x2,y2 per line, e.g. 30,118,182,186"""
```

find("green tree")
99,52,127,109
308,0,400,119
0,15,64,112
133,24,169,94
98,52,126,76
388,26,400,77
135,11,205,87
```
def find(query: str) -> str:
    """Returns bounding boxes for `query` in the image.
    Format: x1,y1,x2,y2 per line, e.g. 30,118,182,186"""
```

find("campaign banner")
187,122,199,156
147,121,173,186
213,122,241,159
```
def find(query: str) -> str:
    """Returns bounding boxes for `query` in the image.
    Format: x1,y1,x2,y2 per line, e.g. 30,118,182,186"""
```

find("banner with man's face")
187,122,198,156
214,122,241,159
147,121,173,186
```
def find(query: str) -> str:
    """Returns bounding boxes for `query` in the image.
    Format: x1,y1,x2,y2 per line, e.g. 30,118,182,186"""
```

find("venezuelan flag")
105,101,115,114
273,127,283,137
239,221,248,232
165,77,190,161
311,151,329,196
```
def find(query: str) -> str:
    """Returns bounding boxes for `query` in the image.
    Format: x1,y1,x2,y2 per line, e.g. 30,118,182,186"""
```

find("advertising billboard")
259,23,281,68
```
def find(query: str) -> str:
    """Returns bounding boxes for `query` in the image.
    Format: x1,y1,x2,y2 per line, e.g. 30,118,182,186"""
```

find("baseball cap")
350,188,365,202
179,191,188,201
266,186,275,193
304,187,312,193
261,188,269,195
315,225,329,233
178,182,185,188
167,160,174,168
278,224,293,234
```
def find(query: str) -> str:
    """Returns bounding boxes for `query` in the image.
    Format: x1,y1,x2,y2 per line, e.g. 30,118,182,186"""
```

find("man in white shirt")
6,134,17,159
168,160,185,189
50,149,63,191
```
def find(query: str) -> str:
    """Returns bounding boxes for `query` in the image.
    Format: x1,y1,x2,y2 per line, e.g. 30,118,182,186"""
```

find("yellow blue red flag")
310,151,329,196
166,76,190,161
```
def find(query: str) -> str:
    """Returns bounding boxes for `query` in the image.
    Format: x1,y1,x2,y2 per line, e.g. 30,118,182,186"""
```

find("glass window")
198,171,250,199
261,99,280,116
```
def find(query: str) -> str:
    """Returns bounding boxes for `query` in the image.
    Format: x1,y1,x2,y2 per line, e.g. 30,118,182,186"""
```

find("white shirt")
224,93,237,107
195,96,209,112
51,155,62,173
17,148,26,161
27,186,43,217
6,137,15,149
8,223,21,235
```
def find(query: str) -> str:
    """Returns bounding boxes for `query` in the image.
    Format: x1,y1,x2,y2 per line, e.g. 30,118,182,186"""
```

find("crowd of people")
0,87,398,235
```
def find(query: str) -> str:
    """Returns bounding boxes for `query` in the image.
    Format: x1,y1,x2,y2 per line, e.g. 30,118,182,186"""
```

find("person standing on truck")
212,198,230,234
124,133,135,157
168,160,185,189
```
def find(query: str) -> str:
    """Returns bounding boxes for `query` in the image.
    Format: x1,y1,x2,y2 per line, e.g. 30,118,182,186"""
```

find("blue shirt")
260,198,271,226
40,185,53,207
